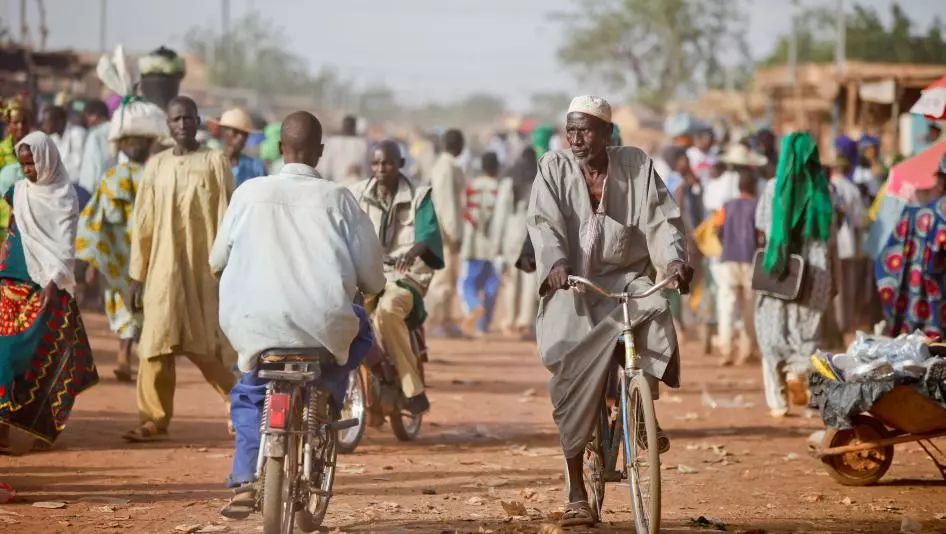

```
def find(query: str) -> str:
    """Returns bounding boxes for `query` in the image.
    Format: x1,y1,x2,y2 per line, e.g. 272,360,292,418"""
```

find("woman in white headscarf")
0,131,98,453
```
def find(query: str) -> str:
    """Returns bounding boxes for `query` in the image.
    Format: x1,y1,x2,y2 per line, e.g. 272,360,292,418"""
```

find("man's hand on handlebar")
391,243,428,273
546,259,572,293
666,260,694,294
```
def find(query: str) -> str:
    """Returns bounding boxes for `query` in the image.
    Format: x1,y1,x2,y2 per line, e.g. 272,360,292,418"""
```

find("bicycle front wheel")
336,369,366,454
622,373,661,534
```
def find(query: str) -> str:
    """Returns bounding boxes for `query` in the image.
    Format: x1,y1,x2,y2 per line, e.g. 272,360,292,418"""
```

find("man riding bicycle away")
527,96,693,526
348,140,444,416
210,111,386,518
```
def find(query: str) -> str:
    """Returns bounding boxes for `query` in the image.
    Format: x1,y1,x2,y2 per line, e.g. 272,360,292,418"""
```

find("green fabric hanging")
763,132,833,276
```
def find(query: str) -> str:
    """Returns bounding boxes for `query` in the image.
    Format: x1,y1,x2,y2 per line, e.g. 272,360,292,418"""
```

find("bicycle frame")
569,274,676,521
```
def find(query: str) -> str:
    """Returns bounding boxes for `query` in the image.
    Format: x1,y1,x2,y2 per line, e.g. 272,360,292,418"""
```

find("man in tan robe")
426,129,465,337
527,96,692,525
124,96,236,441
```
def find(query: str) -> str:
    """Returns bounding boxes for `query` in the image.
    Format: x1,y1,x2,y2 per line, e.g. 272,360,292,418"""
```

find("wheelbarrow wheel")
821,415,894,486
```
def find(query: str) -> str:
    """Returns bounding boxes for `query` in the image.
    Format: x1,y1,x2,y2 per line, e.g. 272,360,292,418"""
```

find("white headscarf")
12,131,79,295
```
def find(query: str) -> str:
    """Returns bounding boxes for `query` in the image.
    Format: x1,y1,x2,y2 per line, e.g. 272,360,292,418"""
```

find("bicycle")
254,347,360,534
566,274,677,534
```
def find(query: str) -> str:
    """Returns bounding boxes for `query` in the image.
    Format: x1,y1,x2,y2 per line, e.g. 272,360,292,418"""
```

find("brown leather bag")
750,249,806,301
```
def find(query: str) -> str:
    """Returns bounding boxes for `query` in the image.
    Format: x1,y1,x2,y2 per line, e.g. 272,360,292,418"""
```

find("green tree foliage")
555,0,750,107
764,2,946,65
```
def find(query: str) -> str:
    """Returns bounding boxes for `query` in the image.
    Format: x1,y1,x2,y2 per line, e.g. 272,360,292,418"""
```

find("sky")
4,0,942,110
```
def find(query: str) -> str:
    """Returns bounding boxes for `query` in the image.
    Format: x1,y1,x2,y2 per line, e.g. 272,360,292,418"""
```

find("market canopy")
910,74,946,120
887,138,946,200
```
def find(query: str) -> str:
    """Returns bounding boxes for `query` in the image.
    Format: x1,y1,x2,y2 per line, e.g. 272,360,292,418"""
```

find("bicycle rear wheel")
298,390,338,531
622,373,661,534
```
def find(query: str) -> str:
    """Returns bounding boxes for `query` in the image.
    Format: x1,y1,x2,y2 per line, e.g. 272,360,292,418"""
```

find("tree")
763,2,946,65
186,14,314,95
555,0,750,108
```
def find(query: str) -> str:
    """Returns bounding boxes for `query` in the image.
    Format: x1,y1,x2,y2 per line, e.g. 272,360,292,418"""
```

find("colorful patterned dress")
875,197,946,338
75,162,143,340
0,190,98,444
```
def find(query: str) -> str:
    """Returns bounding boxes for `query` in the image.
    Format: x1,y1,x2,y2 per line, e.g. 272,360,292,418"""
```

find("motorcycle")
254,347,359,534
337,326,427,453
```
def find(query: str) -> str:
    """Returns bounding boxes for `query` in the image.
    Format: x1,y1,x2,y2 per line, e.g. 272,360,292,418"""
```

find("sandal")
220,483,256,519
122,421,168,443
31,440,53,452
635,425,671,454
113,367,134,383
560,500,596,527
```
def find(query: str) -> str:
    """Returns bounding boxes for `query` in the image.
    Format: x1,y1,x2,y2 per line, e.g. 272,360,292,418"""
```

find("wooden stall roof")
0,46,93,77
754,61,946,94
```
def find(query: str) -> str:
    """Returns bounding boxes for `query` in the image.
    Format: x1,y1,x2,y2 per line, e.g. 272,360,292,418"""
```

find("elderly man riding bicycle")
526,95,693,527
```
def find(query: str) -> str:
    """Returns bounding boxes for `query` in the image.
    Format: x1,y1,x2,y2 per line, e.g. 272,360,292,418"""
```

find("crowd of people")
0,42,944,527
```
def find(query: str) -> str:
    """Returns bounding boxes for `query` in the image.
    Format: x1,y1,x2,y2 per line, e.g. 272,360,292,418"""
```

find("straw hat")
719,143,767,167
214,108,257,134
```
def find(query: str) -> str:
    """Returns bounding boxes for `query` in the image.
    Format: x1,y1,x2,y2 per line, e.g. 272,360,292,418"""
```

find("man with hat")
215,108,266,188
527,95,692,526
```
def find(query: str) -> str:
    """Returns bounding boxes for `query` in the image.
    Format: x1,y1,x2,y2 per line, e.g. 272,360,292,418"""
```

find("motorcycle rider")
348,140,444,416
211,111,386,518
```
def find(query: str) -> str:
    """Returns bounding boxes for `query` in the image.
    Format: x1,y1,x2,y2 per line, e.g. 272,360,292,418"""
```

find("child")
459,152,508,336
713,169,760,365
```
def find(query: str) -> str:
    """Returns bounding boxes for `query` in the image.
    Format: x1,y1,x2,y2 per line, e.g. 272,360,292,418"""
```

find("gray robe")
527,146,687,458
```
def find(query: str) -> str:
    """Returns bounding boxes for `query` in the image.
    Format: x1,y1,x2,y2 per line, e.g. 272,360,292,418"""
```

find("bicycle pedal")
603,470,623,483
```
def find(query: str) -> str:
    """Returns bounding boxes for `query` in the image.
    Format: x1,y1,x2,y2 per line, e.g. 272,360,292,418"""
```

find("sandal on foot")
31,440,53,452
122,422,167,443
635,426,671,454
220,483,256,519
560,500,596,527
656,428,671,454
113,367,134,383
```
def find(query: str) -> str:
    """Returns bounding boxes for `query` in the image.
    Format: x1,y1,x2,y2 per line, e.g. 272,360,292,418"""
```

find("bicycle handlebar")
566,275,678,300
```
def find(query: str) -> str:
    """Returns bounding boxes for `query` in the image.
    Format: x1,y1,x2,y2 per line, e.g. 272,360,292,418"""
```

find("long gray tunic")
527,146,687,458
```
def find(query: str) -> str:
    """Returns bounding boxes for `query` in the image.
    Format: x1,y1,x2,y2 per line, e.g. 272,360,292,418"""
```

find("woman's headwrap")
96,45,169,142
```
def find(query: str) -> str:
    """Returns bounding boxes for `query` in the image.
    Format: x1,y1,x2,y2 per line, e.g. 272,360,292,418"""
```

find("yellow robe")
129,147,236,363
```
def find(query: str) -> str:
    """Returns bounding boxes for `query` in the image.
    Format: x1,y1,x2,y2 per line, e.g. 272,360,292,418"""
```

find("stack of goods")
812,331,946,384
809,331,946,429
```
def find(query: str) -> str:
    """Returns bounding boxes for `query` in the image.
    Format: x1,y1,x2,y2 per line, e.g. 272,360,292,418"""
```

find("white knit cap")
567,95,612,123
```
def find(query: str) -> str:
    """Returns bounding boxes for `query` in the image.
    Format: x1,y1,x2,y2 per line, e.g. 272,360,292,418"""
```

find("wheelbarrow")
811,385,946,486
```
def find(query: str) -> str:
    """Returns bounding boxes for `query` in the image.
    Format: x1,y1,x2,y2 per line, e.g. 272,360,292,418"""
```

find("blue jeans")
460,259,499,333
227,305,374,488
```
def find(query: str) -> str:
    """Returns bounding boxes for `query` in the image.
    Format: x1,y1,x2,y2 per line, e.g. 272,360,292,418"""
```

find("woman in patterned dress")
0,132,97,452
874,156,946,338
754,132,835,418
76,135,157,381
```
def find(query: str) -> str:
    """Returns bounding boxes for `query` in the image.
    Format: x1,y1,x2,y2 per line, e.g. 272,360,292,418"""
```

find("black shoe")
404,393,430,415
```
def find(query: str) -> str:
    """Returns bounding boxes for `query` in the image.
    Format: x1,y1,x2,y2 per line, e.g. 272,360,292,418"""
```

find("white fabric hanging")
97,45,169,142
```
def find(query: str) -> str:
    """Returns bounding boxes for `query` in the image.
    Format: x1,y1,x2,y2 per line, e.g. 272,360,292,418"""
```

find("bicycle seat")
260,347,332,363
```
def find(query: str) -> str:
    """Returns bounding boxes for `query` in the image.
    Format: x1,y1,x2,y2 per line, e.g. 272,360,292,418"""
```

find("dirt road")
2,311,946,533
